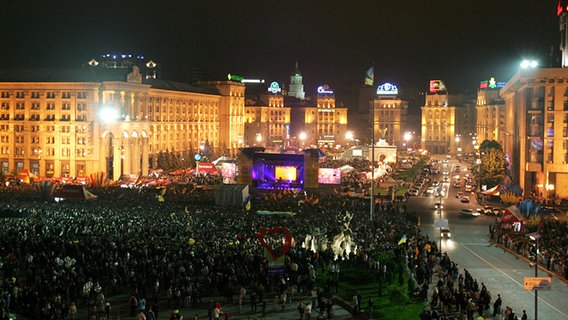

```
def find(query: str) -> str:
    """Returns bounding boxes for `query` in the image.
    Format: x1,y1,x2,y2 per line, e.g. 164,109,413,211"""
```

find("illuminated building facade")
0,67,244,180
287,62,306,100
244,82,291,149
371,82,408,147
476,78,506,146
558,0,568,67
500,68,568,198
288,85,348,149
420,80,457,154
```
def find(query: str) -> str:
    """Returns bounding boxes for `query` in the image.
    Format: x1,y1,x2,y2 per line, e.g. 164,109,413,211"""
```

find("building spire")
294,61,302,76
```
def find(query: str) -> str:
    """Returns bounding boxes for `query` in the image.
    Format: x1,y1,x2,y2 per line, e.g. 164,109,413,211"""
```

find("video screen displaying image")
353,149,363,157
275,166,297,181
221,162,236,178
318,168,341,184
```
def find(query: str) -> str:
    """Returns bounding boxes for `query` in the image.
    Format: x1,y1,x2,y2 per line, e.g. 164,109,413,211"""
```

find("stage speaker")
303,149,319,189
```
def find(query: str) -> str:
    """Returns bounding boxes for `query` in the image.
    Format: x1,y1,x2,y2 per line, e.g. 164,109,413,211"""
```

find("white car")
408,189,419,196
460,209,480,217
426,187,436,194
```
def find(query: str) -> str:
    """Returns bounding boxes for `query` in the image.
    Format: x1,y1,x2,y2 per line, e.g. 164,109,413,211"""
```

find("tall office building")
421,80,457,154
0,66,244,180
287,62,306,100
500,68,568,199
476,77,506,147
558,0,568,67
371,82,408,147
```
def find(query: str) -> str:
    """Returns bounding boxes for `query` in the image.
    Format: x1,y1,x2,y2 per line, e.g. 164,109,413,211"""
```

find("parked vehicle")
460,196,470,203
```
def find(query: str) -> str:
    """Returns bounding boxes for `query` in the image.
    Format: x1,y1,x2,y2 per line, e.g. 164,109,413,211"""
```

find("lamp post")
529,232,541,320
438,191,443,252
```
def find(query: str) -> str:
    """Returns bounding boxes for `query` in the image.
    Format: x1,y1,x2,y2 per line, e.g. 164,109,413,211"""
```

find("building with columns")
0,67,244,180
244,82,291,149
421,81,457,154
288,85,348,149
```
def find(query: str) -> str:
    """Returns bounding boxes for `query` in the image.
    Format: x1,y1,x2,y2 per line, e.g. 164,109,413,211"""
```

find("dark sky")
0,0,560,106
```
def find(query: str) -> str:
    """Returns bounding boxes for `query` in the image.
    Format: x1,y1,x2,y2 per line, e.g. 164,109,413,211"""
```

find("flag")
424,243,431,252
398,234,407,245
364,66,374,86
417,216,421,226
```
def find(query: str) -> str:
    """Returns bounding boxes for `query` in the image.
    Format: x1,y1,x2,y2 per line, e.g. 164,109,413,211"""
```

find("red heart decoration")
257,226,292,261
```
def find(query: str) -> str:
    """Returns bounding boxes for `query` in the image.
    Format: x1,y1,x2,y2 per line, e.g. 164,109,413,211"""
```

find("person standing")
493,294,502,317
297,302,304,320
304,301,312,320
521,310,528,320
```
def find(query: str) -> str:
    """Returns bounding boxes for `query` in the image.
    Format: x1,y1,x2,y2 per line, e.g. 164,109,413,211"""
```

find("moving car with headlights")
440,227,451,238
460,196,470,203
460,208,480,217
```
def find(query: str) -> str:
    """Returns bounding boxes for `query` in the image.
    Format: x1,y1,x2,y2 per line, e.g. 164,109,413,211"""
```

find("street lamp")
255,133,262,146
528,232,541,320
520,59,538,69
403,132,412,150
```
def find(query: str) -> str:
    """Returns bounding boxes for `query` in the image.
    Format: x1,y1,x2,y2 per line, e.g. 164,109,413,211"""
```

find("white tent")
338,165,355,174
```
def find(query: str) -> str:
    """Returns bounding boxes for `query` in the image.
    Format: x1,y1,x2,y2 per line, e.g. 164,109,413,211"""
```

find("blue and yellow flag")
398,234,407,245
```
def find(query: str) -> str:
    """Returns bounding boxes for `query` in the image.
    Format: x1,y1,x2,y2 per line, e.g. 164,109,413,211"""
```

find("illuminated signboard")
317,85,334,94
376,82,398,96
268,81,282,94
227,74,244,82
479,77,506,89
430,80,447,93
242,79,265,83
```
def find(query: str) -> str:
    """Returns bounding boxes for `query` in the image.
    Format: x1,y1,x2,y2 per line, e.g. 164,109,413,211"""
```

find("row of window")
1,136,88,144
0,102,87,110
0,147,89,157
0,91,87,99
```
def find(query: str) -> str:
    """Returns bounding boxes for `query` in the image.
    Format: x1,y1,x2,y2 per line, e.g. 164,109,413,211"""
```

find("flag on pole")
398,234,407,245
364,66,374,86
417,216,421,226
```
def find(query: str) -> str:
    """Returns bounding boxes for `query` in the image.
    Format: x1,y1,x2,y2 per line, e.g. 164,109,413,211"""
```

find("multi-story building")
476,77,506,147
0,66,244,180
288,85,348,149
500,68,568,198
371,82,408,147
244,82,291,149
421,80,457,154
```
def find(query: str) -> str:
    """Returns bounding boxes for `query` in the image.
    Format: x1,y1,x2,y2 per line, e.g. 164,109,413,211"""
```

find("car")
460,196,470,203
431,181,440,187
453,182,462,188
426,187,436,194
456,191,463,199
442,177,449,183
435,202,443,209
460,208,480,217
440,227,451,238
408,189,419,196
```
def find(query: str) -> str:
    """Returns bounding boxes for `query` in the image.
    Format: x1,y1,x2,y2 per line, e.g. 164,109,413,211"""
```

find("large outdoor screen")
275,166,297,181
318,168,341,184
221,162,236,178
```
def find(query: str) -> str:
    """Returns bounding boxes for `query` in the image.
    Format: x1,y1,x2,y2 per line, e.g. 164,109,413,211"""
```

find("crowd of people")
0,156,539,320
490,210,568,281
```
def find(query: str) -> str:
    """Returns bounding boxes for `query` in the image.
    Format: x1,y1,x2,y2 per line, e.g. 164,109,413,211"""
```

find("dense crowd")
0,163,523,320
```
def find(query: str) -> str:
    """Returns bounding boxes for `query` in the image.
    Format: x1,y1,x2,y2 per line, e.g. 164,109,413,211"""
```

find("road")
405,157,568,320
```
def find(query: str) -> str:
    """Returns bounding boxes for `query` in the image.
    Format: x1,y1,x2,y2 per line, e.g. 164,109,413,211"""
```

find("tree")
479,144,507,189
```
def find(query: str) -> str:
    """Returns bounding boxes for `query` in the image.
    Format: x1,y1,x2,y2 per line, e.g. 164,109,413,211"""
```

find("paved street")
407,157,568,320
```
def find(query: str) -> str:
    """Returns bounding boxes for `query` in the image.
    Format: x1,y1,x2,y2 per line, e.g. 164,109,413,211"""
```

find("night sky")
0,0,560,106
